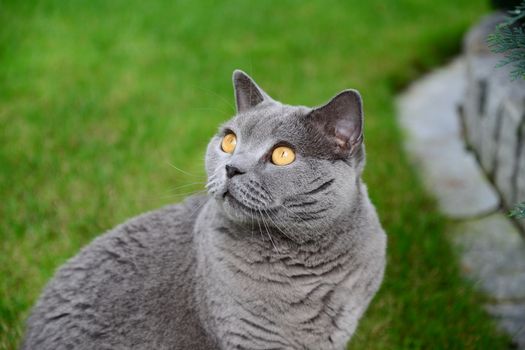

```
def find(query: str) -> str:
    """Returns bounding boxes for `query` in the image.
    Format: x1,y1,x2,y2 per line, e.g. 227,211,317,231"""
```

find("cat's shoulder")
42,194,210,284
88,194,209,255
48,193,209,282
112,194,209,237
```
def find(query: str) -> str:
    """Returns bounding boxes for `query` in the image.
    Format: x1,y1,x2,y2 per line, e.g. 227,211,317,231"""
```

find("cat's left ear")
232,70,272,113
308,89,363,157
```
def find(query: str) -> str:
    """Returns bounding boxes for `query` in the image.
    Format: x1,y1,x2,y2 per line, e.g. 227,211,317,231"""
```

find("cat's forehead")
229,103,310,143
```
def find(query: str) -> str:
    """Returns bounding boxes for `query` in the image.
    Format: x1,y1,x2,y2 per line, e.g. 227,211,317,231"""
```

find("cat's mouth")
222,191,256,212
223,190,277,218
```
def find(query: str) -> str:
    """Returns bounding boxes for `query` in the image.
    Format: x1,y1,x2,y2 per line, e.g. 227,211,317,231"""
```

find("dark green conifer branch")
510,201,525,218
488,0,525,79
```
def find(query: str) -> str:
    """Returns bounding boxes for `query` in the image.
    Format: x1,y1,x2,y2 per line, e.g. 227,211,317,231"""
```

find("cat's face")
205,71,365,243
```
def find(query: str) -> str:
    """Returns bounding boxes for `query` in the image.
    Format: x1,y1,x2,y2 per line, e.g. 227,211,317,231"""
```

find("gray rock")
452,213,525,348
485,303,525,349
451,213,525,301
463,13,507,56
479,69,508,176
518,140,525,232
397,15,525,346
397,58,500,218
462,55,501,155
461,11,525,224
495,99,523,208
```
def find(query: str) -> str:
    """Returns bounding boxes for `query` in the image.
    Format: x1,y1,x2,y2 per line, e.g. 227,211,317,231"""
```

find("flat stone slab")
486,303,525,348
451,213,525,300
451,213,525,348
397,58,499,219
397,55,525,347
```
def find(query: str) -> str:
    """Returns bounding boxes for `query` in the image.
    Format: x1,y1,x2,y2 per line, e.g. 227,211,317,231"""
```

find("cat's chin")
219,192,257,223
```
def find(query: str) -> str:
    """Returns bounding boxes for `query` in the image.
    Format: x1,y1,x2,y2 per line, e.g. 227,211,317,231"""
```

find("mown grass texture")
0,1,509,349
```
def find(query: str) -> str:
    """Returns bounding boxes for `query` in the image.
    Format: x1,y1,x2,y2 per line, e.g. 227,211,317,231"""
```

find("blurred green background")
0,0,510,349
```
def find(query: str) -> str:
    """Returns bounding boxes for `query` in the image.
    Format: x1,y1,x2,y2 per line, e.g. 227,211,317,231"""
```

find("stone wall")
460,14,525,232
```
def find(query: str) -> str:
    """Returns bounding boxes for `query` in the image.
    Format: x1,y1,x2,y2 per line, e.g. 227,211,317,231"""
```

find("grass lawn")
0,0,510,349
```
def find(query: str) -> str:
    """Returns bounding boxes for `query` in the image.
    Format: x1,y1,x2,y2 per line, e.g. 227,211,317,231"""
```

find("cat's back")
22,195,215,350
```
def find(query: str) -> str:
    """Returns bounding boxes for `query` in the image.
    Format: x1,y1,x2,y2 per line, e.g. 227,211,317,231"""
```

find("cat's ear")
232,70,271,113
308,89,363,156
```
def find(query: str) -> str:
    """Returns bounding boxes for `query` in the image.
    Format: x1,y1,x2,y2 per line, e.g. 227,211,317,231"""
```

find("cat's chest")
207,273,367,349
197,249,369,350
194,212,382,349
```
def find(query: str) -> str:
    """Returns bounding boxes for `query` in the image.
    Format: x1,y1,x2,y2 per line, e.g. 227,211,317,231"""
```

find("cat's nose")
225,164,245,178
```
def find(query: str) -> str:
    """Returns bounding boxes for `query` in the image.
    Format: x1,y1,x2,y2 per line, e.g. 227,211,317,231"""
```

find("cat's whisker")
160,189,209,200
273,211,305,241
249,208,256,240
187,195,210,218
192,85,236,113
167,162,198,177
274,211,299,237
265,206,303,235
254,208,265,242
188,106,232,115
204,182,214,189
278,204,315,230
262,209,293,241
167,182,206,193
257,208,279,254
135,188,207,204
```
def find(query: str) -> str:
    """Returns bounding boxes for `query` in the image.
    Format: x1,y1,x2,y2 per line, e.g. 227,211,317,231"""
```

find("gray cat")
22,71,386,350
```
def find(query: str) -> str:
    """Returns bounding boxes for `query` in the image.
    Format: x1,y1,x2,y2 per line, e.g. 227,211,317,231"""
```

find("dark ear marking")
308,89,363,157
232,70,269,113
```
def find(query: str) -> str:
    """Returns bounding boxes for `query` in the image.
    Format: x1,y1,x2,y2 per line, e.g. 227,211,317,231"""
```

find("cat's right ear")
232,70,271,113
307,89,364,158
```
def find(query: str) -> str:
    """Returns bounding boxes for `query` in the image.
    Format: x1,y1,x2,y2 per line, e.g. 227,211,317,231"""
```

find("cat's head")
205,70,365,243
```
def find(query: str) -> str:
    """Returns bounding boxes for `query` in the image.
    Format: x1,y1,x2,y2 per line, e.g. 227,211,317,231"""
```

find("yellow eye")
221,133,237,154
271,146,295,166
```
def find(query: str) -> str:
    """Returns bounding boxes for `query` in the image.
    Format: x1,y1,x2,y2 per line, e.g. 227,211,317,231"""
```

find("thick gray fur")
22,71,386,350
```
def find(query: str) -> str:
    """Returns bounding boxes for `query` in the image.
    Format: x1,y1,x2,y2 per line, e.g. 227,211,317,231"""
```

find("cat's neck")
195,196,367,269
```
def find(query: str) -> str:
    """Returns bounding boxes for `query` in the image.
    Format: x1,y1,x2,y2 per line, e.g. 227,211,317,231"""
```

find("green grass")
0,1,510,349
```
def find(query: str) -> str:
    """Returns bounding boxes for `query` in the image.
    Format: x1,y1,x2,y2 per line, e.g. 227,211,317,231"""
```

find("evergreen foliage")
510,202,525,218
489,2,525,220
488,0,525,79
